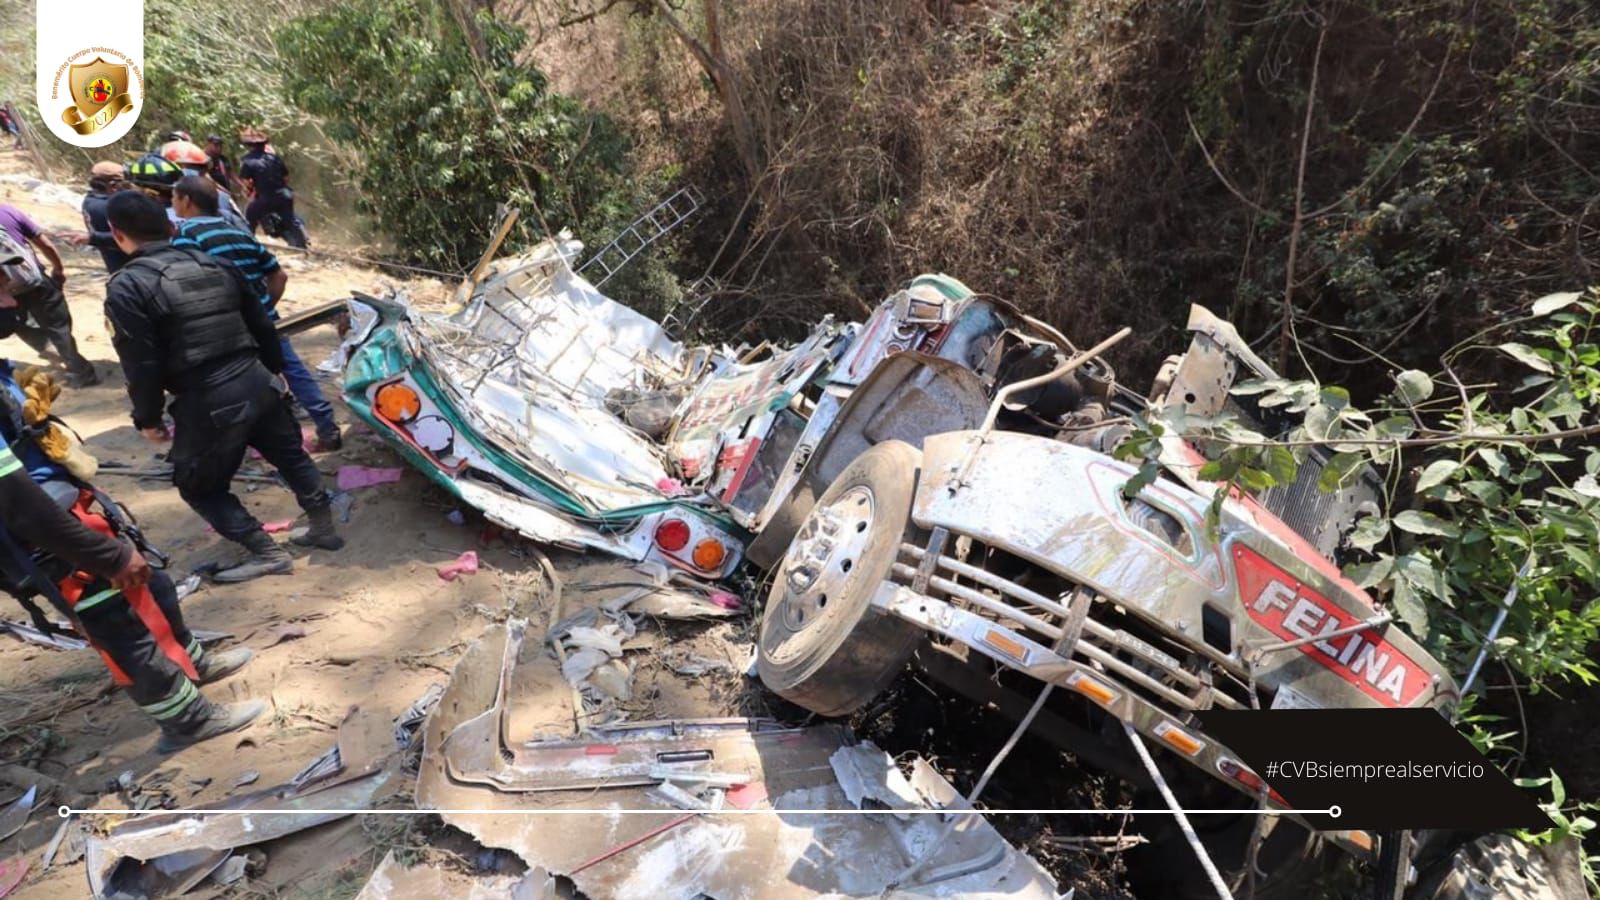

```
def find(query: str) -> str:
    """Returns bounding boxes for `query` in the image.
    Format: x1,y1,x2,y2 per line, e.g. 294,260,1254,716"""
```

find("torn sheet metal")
830,742,921,819
355,850,558,900
84,767,393,898
419,625,1060,898
0,786,35,843
0,618,87,650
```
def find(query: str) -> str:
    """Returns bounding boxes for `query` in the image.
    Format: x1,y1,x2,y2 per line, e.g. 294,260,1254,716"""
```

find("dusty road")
0,148,755,897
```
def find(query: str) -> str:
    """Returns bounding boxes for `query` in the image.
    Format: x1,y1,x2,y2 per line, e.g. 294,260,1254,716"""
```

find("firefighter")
101,192,343,583
0,353,263,753
161,141,249,231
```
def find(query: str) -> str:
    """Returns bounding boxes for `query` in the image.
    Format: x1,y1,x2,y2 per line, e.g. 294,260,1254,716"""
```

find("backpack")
0,229,50,301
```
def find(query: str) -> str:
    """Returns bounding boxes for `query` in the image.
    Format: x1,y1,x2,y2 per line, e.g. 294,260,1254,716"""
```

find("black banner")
1195,709,1550,831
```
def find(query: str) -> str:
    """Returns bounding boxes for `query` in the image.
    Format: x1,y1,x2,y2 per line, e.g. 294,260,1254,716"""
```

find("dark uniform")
81,188,131,273
238,148,305,248
103,242,331,542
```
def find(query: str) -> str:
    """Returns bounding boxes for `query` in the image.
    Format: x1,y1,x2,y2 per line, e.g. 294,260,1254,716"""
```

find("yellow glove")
14,366,97,478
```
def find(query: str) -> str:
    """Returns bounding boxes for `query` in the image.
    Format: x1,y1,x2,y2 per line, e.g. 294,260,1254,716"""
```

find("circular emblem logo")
86,77,114,104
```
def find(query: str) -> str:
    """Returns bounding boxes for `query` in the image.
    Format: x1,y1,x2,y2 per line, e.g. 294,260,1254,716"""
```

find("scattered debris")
226,770,260,792
829,741,921,818
212,854,249,886
355,850,558,899
0,618,87,651
172,574,204,601
669,654,734,677
437,550,479,581
85,767,395,898
0,786,36,843
337,465,404,491
446,509,466,526
417,624,1060,898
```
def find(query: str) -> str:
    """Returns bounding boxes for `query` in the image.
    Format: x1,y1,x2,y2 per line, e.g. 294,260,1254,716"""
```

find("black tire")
757,440,925,717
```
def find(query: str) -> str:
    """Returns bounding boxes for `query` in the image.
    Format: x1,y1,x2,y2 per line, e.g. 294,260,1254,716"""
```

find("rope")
1123,721,1235,900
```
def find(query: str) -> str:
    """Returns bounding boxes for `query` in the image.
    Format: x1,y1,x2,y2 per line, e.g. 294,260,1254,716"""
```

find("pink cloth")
337,465,404,490
437,550,479,582
709,591,742,610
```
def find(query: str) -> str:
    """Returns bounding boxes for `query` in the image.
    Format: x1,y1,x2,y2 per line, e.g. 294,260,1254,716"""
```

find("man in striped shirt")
172,176,342,451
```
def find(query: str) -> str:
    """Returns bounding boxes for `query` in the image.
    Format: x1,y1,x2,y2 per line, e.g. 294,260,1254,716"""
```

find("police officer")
102,192,343,583
0,351,263,753
238,129,308,248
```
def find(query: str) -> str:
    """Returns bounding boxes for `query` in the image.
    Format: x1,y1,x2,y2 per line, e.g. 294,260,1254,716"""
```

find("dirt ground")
0,148,1152,900
0,147,765,898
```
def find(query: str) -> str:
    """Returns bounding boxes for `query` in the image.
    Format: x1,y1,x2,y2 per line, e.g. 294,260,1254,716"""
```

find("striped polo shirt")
172,215,280,309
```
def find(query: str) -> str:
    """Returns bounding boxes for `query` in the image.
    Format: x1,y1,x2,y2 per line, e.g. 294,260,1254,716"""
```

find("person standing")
126,154,184,229
0,349,263,753
171,176,341,451
73,161,132,274
162,142,249,230
237,129,307,249
0,202,98,385
102,192,343,583
203,135,237,193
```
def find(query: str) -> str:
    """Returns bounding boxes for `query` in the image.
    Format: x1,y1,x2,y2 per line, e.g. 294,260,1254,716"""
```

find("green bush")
276,0,670,292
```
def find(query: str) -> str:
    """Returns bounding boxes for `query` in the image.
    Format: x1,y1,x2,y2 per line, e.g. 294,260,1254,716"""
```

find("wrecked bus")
332,233,1530,894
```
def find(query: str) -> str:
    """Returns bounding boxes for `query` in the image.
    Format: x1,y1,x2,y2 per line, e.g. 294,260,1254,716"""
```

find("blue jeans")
279,337,337,436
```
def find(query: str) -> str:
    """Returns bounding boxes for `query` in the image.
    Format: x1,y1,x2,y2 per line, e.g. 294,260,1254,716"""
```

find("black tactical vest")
123,248,258,378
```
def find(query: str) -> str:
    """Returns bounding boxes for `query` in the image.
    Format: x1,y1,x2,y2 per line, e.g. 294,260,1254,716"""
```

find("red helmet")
160,139,210,167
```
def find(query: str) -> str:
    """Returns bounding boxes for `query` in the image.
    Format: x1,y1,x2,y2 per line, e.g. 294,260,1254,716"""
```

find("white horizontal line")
65,807,1339,818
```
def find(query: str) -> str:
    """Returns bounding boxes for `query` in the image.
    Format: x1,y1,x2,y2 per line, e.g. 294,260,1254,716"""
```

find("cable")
1124,720,1235,900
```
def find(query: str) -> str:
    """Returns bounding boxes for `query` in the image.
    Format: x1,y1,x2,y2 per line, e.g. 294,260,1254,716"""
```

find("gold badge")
62,56,135,136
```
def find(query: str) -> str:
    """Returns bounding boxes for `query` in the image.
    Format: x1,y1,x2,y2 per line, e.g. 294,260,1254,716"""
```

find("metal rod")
982,327,1132,432
1250,614,1392,655
1459,552,1535,700
899,546,1213,695
890,563,1222,711
1123,721,1236,900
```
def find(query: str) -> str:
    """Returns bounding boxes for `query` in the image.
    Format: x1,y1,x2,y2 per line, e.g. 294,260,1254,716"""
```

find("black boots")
291,506,345,551
214,529,294,583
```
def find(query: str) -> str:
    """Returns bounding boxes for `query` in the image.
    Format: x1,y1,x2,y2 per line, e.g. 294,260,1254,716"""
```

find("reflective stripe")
72,588,120,613
141,679,199,720
0,445,21,478
186,638,204,663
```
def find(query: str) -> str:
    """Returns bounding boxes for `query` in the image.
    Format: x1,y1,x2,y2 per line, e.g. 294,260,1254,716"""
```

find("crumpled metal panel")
914,430,1457,712
419,625,1061,899
84,768,393,898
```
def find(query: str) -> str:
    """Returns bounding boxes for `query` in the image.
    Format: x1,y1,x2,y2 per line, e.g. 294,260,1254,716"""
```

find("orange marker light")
1342,831,1375,853
1066,671,1119,707
1154,720,1205,757
692,538,727,571
982,629,1028,662
375,382,422,423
